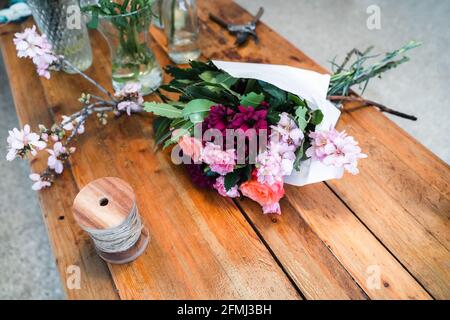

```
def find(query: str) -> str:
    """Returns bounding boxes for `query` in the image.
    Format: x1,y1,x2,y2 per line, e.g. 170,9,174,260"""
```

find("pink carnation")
262,202,281,215
256,151,284,185
213,176,240,198
256,112,302,184
306,129,367,174
201,142,236,175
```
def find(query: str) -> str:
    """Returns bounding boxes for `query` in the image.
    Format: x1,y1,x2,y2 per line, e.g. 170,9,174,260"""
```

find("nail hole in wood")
99,197,109,207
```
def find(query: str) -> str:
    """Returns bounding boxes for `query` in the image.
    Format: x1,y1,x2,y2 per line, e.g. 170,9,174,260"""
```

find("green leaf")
310,110,324,125
259,81,286,107
293,146,304,171
163,122,194,149
86,11,99,29
189,112,208,123
182,99,215,117
185,86,237,104
224,171,239,191
143,102,183,118
181,98,215,124
295,106,308,130
244,79,258,94
287,93,299,105
241,165,252,182
153,117,171,144
165,65,201,80
215,73,238,88
267,110,281,125
240,92,264,107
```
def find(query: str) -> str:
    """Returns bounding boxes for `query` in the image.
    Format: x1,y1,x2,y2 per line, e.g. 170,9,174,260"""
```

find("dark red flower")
203,105,235,132
185,164,215,189
228,105,268,133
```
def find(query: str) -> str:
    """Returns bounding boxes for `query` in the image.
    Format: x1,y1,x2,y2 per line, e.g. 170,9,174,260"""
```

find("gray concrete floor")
0,57,64,299
236,0,450,163
0,0,449,299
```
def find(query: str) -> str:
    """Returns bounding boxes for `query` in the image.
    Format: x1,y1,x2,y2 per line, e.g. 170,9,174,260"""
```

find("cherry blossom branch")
61,59,116,102
6,25,145,190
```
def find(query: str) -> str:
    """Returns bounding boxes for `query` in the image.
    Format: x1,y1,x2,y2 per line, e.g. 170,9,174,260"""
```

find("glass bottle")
27,0,93,73
162,0,201,64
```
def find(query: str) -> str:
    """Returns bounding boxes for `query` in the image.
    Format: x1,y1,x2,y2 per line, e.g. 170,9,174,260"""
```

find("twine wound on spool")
80,203,143,254
72,177,149,264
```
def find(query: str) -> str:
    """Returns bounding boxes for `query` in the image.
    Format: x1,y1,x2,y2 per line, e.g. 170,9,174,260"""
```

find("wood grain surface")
73,177,135,230
0,0,448,300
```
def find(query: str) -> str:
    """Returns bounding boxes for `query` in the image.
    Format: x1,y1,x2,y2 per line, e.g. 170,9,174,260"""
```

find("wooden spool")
72,177,149,264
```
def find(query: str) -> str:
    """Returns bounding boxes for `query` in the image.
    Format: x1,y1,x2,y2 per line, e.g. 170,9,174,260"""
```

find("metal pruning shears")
209,7,264,46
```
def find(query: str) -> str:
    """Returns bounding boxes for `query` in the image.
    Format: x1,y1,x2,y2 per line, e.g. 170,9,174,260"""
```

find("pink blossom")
115,82,142,97
14,26,58,79
6,124,46,161
33,53,57,79
213,176,240,198
40,132,49,142
115,82,144,116
306,129,367,174
47,142,74,174
14,26,46,58
62,115,85,134
29,173,51,191
201,142,235,175
117,101,142,116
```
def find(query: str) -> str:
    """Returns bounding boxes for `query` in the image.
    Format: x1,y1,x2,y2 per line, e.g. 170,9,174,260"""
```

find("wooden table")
1,0,449,300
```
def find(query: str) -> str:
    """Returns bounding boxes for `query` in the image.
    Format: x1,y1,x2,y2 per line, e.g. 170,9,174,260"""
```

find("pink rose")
213,176,240,198
178,135,202,162
240,172,285,215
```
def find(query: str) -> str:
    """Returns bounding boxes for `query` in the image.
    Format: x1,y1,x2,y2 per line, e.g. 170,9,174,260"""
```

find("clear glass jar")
27,0,93,73
95,3,163,95
162,0,201,64
152,0,164,29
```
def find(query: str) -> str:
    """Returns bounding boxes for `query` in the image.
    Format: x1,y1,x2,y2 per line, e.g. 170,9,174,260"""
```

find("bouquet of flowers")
144,61,367,214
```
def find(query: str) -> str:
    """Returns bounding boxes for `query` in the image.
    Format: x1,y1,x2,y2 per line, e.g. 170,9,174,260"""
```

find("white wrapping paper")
212,60,344,186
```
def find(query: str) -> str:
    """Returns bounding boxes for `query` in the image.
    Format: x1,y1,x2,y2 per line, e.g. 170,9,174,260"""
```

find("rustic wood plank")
329,111,450,299
337,111,450,248
236,199,370,300
192,0,447,299
347,108,450,199
0,22,119,300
